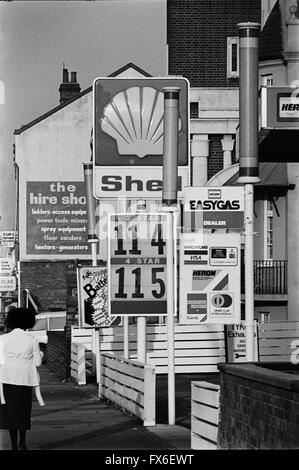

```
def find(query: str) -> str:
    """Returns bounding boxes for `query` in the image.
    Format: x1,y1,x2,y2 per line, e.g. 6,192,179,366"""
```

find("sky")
0,0,167,232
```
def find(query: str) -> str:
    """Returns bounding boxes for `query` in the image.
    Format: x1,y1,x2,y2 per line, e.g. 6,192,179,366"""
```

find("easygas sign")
261,86,299,129
184,186,244,230
93,77,190,199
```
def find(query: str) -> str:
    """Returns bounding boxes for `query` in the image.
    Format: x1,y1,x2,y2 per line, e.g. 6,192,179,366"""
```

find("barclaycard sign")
261,86,299,129
93,77,190,199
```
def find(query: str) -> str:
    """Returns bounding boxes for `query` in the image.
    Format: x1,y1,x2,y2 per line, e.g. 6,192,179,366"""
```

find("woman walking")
0,308,43,450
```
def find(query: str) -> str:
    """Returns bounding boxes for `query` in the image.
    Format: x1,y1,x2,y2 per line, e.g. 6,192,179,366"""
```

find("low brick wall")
218,363,299,449
47,331,70,380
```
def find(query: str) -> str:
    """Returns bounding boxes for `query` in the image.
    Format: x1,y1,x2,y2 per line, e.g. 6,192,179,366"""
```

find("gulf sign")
261,86,299,129
93,77,190,199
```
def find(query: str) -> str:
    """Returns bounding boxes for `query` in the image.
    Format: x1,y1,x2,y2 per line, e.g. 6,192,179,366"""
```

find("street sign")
261,86,299,129
179,232,241,324
183,186,244,231
108,213,168,316
93,77,190,199
0,276,16,292
0,231,15,247
77,266,116,328
225,323,258,362
0,258,14,274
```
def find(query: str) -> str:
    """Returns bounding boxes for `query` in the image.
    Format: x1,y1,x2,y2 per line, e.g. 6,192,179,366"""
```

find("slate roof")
259,1,283,62
14,63,152,135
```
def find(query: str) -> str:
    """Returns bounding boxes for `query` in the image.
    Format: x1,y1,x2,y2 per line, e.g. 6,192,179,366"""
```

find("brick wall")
208,134,224,180
167,0,261,87
47,331,69,380
20,261,71,311
44,267,84,381
20,260,91,312
218,363,299,449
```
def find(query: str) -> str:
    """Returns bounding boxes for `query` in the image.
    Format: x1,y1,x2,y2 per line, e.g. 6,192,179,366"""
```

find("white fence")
71,343,87,385
99,353,156,426
258,320,299,363
71,323,225,378
191,381,220,450
146,324,225,373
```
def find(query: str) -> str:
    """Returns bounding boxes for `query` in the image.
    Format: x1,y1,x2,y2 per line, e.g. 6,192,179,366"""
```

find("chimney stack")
59,66,81,105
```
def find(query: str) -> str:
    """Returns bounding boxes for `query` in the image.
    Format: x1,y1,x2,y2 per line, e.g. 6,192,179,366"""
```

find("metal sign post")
237,22,260,362
83,162,98,267
162,86,180,426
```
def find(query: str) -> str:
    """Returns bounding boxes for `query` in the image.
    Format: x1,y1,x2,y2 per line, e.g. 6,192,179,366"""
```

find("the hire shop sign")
180,232,241,324
183,186,244,230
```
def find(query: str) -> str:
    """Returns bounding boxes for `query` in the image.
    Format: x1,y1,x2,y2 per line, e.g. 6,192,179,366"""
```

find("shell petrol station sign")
92,77,190,199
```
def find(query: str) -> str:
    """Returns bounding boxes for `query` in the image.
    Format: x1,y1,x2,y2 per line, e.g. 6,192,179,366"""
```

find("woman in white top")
0,308,43,451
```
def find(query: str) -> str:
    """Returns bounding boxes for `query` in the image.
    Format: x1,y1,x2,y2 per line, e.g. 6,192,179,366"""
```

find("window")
262,74,273,86
227,37,239,78
264,198,274,259
259,311,270,323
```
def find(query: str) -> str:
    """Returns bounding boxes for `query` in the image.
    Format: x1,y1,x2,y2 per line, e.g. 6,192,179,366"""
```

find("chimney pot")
71,71,77,83
63,68,69,83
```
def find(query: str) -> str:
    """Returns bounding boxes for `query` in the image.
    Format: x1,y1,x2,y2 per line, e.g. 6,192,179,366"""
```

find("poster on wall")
77,266,116,328
179,232,241,324
225,323,258,362
26,182,90,257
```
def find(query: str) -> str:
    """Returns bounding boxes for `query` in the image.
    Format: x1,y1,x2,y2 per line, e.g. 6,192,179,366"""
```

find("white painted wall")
15,92,93,260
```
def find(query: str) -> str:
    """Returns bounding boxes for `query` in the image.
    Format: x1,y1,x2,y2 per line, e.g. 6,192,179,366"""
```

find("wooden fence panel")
70,343,86,385
100,353,156,426
258,321,299,363
191,381,220,450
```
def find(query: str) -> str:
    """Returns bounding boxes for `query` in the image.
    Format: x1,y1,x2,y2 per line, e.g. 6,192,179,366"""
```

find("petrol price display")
108,213,168,316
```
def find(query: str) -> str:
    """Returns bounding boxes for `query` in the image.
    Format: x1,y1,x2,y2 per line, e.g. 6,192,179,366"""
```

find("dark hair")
5,307,36,331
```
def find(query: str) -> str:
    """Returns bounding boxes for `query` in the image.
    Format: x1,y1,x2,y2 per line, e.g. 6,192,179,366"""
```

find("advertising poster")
180,232,241,324
0,231,16,247
78,266,116,328
26,181,90,257
225,323,259,362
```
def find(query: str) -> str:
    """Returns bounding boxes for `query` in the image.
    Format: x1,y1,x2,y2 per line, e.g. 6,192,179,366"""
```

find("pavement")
0,365,199,451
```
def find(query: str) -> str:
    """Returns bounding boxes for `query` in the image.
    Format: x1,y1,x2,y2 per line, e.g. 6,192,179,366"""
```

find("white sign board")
225,323,258,362
0,276,16,292
0,258,14,274
77,266,116,328
183,186,244,230
261,86,299,129
93,77,190,199
180,232,241,324
0,231,15,247
108,213,168,316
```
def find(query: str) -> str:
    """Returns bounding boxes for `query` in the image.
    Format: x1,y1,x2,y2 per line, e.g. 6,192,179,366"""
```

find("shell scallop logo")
100,86,182,158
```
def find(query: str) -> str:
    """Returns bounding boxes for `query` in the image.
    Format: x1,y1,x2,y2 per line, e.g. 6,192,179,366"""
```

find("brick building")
14,0,297,324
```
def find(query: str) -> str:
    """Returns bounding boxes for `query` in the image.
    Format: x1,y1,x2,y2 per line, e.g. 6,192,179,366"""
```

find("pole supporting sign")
108,213,168,316
180,232,241,324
